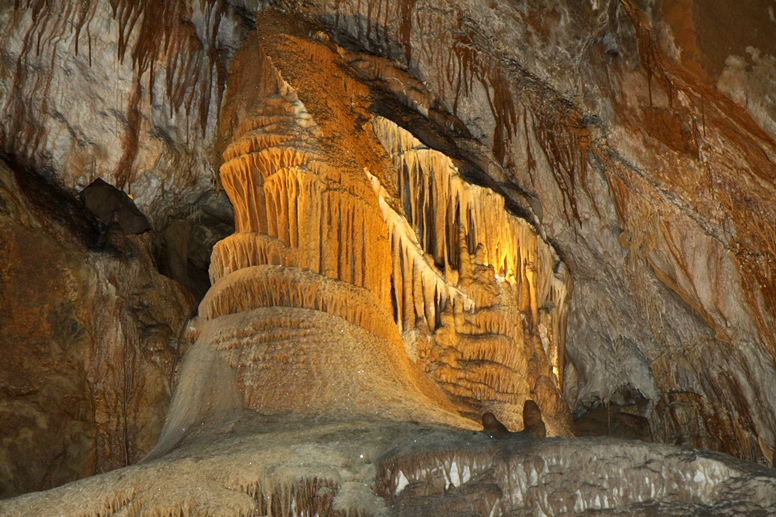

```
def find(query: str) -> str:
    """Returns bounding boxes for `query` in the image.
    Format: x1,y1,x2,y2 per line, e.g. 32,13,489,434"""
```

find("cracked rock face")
0,0,775,513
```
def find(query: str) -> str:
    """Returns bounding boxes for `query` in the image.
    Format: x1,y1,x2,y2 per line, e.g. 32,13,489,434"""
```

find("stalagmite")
153,20,485,447
182,13,573,439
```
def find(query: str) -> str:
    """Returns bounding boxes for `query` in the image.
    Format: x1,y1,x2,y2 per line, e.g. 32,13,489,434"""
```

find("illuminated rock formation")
272,0,776,464
157,30,462,435
153,14,571,446
369,116,571,432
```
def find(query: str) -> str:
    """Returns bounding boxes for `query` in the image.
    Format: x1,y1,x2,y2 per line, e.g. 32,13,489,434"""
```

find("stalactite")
369,116,571,432
216,78,393,311
179,11,570,468
367,170,474,334
171,26,490,439
3,0,229,189
372,116,565,327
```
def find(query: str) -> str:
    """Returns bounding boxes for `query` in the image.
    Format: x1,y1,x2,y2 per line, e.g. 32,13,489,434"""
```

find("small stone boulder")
80,178,151,234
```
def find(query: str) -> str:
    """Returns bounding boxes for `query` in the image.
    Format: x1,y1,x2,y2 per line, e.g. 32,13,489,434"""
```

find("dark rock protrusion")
482,400,547,439
482,412,510,439
80,178,151,234
522,400,546,438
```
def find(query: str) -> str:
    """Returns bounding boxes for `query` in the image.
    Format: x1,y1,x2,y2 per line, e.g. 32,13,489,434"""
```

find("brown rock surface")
0,158,195,497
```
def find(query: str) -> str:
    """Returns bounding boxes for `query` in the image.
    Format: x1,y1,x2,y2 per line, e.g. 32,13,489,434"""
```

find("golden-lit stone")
174,10,573,441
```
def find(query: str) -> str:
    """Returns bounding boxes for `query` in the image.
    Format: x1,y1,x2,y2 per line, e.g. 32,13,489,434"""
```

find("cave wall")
0,158,195,497
0,0,241,209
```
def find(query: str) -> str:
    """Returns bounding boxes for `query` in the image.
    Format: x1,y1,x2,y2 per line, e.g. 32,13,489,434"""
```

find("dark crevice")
2,152,101,249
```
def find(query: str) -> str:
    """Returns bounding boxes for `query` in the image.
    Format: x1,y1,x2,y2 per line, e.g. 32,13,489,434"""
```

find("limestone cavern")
1,0,776,515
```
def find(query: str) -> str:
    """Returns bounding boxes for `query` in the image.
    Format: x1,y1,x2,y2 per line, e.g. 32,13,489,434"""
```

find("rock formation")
1,0,776,514
80,177,152,234
152,11,571,450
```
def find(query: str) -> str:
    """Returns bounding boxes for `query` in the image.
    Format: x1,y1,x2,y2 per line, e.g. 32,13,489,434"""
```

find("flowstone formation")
160,9,572,443
3,416,776,515
368,117,572,432
268,0,776,464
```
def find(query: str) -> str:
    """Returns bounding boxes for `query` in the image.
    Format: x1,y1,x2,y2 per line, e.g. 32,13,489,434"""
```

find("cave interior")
1,0,776,515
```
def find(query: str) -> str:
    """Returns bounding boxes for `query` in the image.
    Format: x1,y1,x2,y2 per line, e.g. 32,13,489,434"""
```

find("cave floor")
1,411,775,516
